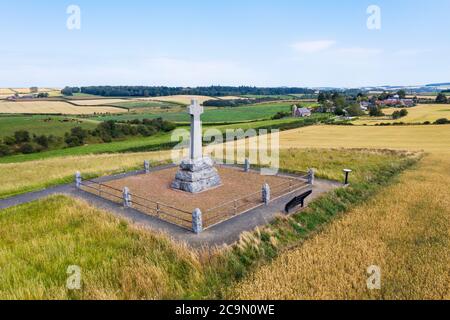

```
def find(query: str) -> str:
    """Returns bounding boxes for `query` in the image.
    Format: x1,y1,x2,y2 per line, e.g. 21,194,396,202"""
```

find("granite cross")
188,100,204,160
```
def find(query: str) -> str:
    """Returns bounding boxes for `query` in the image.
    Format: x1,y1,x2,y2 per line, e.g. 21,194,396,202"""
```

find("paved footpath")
0,169,341,248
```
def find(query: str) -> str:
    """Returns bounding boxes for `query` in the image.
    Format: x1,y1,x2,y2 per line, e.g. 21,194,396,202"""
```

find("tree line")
0,118,176,157
61,86,314,97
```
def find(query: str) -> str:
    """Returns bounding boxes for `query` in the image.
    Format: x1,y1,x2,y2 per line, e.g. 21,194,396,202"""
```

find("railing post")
307,168,315,186
192,208,203,234
156,202,160,217
144,160,150,174
234,200,238,214
244,158,250,172
262,183,271,206
123,187,132,208
75,171,81,188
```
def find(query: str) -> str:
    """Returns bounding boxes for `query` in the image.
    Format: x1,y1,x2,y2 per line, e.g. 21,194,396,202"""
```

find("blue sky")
1,0,449,87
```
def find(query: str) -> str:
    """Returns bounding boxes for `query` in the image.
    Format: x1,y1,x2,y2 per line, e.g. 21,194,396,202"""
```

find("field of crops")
233,152,450,299
353,104,450,125
138,95,217,105
278,124,450,153
0,115,98,138
69,99,132,106
0,101,124,115
90,102,298,123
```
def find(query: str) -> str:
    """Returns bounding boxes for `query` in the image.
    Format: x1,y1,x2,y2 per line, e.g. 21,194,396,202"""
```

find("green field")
89,102,316,123
0,115,98,138
111,101,180,109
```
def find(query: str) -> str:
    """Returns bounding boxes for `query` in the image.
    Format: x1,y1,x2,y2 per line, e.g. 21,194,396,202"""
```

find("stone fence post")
144,160,150,174
262,183,271,206
75,171,82,188
244,158,250,172
192,208,203,234
123,187,132,208
307,168,315,185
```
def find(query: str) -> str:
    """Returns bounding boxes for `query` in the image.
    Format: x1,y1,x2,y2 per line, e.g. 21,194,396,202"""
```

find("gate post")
307,168,315,186
75,171,82,188
192,208,203,234
244,158,250,172
123,187,132,208
144,160,150,174
262,183,271,206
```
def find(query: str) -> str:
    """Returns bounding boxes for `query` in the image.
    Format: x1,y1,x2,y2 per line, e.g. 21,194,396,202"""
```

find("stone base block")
172,157,222,193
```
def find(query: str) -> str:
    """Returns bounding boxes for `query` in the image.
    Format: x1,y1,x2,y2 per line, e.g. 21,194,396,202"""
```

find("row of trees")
435,93,448,103
0,118,176,157
203,97,276,107
0,131,63,156
61,86,315,97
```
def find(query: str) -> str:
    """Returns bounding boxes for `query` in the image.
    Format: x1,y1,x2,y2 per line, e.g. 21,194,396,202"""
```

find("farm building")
292,105,312,117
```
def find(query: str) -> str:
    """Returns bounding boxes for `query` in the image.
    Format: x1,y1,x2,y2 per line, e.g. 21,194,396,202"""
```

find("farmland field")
69,99,132,106
137,95,218,105
277,124,450,153
233,152,450,299
0,115,98,138
89,102,301,123
0,101,125,115
353,104,450,125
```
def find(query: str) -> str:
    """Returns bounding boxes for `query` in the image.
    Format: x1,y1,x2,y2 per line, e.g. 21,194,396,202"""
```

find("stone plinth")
171,157,222,193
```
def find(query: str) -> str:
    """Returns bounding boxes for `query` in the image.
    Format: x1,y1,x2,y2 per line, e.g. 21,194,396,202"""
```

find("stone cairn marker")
171,100,222,193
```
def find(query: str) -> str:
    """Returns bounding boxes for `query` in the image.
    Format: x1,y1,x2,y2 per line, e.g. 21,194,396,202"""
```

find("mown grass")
0,148,418,299
232,153,449,299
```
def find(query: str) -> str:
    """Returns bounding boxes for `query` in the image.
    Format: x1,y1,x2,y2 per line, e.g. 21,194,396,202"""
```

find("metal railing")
80,178,193,231
80,179,123,204
130,192,193,230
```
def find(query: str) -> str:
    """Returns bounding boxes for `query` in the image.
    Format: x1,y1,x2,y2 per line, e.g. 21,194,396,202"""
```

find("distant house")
292,105,312,117
376,96,415,108
359,101,371,111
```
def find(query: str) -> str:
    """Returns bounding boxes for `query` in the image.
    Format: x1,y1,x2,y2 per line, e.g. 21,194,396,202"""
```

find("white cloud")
393,49,432,56
337,47,383,56
291,40,336,54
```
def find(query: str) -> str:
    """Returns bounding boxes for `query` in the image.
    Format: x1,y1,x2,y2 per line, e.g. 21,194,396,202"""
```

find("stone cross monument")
188,100,204,160
171,100,222,193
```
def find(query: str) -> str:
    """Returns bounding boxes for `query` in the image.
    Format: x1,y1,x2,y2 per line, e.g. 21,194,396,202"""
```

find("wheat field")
232,123,450,300
0,101,124,115
277,124,450,153
353,104,450,125
232,153,450,299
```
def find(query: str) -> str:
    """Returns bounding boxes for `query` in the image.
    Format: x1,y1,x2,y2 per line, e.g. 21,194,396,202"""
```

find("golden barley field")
277,124,450,154
0,101,124,115
232,124,450,300
232,153,450,299
0,150,171,198
353,104,450,125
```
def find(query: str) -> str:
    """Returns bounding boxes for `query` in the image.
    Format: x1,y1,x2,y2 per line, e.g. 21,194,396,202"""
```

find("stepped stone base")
171,157,222,193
